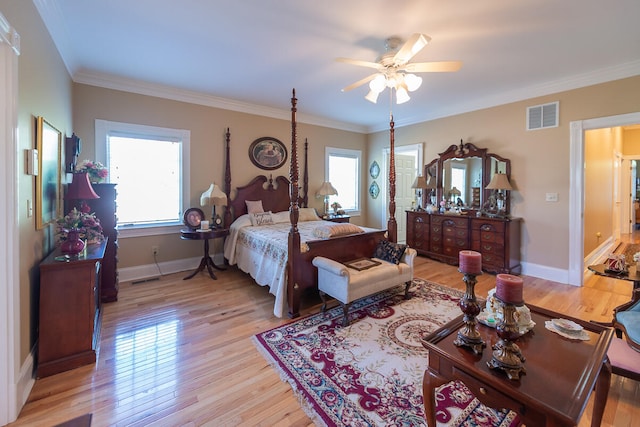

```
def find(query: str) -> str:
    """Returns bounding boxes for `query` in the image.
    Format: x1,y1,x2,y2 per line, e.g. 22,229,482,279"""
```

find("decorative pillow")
372,240,407,265
245,200,264,214
249,211,275,226
313,223,364,239
271,210,290,224
299,207,321,222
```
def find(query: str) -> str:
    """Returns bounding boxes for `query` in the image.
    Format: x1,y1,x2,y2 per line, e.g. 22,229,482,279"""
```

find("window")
325,147,361,215
451,165,466,203
95,119,190,237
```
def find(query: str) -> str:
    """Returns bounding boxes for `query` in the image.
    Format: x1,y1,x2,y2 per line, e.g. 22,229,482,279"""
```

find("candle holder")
487,297,526,380
453,271,486,355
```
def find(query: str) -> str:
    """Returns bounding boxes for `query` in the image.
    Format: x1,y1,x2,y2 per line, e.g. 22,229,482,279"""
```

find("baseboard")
118,252,226,283
520,261,573,285
13,347,36,422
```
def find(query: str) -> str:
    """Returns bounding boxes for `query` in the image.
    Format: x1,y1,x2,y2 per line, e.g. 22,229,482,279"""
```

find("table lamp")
485,173,513,214
411,175,428,210
316,181,338,217
425,175,437,205
200,183,228,227
65,171,100,213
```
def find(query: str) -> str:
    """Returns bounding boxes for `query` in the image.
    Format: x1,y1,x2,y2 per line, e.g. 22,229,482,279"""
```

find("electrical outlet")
152,245,159,256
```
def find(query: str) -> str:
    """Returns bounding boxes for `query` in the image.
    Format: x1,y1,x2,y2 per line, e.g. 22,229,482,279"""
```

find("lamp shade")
64,172,99,200
485,173,513,191
316,181,338,197
200,183,228,207
411,176,428,189
450,186,461,196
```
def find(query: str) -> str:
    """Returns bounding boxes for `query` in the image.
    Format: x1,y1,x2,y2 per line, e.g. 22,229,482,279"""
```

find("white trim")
95,119,191,234
0,10,21,424
324,147,362,216
568,112,640,286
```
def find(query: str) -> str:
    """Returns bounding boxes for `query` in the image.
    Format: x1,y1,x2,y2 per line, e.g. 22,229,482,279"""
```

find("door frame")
381,143,424,238
569,112,640,286
0,10,21,424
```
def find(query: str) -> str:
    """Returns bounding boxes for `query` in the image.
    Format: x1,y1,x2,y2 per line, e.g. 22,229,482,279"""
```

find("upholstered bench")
312,246,417,326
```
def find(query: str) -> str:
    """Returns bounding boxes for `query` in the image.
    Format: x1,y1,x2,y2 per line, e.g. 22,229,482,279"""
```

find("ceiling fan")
337,33,462,104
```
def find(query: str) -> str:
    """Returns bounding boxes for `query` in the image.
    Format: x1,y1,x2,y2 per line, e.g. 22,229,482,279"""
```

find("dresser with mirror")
407,141,521,274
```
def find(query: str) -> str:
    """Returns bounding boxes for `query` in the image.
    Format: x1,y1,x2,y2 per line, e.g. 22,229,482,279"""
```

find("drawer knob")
479,387,487,395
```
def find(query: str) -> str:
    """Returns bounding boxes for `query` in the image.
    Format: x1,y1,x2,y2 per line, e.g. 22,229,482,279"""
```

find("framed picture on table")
35,116,62,230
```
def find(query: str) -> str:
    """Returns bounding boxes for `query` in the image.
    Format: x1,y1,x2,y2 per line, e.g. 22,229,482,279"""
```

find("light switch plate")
545,192,559,202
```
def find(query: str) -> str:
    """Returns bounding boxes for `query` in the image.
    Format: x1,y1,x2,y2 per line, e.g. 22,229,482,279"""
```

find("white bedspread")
223,210,374,317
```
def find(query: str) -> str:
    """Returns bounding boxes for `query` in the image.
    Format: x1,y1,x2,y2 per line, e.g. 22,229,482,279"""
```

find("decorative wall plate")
369,161,380,179
369,181,380,199
183,208,204,230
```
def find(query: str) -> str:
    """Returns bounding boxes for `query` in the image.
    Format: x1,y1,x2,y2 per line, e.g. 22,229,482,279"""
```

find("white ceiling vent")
527,101,559,130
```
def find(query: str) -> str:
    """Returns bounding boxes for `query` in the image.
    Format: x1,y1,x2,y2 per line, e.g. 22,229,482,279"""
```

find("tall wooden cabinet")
92,183,119,302
38,241,106,377
406,211,521,274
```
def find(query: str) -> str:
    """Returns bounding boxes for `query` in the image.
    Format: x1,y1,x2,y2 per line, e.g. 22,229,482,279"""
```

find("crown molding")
370,60,640,133
73,71,368,134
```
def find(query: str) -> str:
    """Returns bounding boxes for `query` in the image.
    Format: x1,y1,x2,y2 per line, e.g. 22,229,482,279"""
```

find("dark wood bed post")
387,114,397,243
223,127,232,228
302,138,309,208
287,89,302,318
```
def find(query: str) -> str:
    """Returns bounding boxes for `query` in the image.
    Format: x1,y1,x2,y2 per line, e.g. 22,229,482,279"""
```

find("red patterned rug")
254,278,520,426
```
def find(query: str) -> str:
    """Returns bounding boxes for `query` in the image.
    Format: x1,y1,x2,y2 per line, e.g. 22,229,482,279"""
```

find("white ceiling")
34,0,640,133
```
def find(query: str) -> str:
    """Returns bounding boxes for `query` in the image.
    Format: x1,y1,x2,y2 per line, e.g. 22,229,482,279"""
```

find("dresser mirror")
426,140,512,215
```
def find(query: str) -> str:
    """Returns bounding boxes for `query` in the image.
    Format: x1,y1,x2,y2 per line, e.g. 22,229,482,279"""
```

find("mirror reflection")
442,157,483,208
425,140,512,216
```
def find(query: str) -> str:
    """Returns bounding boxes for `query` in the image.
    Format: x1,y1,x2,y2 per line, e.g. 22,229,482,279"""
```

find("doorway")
569,112,640,286
382,143,424,243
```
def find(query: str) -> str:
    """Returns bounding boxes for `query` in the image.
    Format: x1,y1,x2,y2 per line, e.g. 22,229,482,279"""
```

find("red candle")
495,274,524,304
459,250,482,275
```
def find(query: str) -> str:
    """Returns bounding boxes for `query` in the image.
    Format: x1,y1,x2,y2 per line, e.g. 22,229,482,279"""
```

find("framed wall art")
248,136,288,170
35,116,62,229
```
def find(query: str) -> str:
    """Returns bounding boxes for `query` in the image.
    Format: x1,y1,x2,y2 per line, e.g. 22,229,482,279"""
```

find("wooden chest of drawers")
430,214,469,264
405,211,521,274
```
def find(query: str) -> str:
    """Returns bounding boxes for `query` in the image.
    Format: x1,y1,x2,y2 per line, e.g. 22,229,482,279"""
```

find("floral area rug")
253,278,466,426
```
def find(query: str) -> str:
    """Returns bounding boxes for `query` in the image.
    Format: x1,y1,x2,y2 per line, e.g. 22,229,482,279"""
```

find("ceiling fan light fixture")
404,73,423,92
369,74,386,93
365,89,380,104
396,86,410,104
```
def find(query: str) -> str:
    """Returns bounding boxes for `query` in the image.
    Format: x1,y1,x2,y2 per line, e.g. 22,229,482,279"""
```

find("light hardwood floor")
8,254,639,426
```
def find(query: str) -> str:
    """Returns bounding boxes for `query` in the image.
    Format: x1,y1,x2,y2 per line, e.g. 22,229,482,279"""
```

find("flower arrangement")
76,159,108,183
330,201,341,212
55,208,104,245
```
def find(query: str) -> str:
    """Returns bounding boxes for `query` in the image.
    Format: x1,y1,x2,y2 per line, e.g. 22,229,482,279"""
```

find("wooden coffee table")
422,305,614,427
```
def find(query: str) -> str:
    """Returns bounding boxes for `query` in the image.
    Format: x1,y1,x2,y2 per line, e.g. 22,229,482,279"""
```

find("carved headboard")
229,175,293,219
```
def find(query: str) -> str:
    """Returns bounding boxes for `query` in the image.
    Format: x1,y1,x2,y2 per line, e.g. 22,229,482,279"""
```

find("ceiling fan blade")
403,61,462,73
341,73,378,92
336,57,382,70
393,33,431,65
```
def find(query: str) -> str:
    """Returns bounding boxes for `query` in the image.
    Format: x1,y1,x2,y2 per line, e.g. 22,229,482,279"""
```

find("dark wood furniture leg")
184,239,226,280
591,359,612,427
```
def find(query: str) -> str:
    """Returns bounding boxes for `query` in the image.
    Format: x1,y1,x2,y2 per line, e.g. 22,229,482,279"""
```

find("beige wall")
72,84,367,268
584,128,617,256
1,0,74,361
368,76,640,272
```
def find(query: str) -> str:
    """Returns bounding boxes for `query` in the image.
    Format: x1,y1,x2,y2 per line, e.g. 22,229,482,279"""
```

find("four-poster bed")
222,90,398,318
